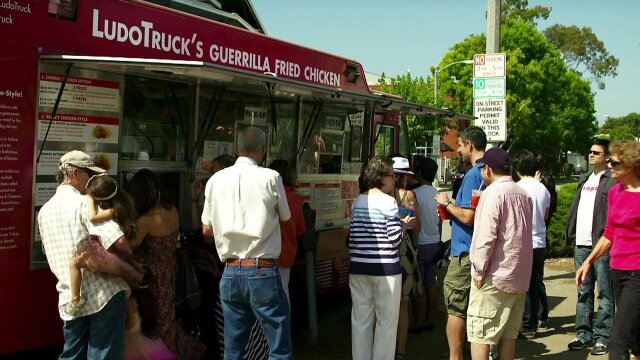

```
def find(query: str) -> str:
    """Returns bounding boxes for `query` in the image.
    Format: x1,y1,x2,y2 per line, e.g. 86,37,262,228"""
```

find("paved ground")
293,258,607,360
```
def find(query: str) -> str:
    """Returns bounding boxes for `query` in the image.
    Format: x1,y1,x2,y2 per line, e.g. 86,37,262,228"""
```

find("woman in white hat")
392,156,421,360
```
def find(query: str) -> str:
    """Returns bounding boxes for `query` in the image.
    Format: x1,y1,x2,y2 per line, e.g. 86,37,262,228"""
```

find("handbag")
399,234,424,299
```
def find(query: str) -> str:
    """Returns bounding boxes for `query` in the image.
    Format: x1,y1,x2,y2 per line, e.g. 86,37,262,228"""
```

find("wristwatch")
442,200,451,208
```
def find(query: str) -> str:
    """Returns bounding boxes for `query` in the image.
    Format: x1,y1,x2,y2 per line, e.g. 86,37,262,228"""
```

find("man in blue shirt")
435,126,486,360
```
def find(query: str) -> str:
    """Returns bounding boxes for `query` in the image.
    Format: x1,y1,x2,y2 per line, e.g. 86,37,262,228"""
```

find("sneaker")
538,319,548,329
520,329,536,339
63,297,87,316
568,337,589,350
489,345,499,360
591,343,609,356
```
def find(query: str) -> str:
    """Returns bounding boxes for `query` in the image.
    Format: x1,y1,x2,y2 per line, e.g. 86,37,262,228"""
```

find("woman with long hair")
127,169,206,359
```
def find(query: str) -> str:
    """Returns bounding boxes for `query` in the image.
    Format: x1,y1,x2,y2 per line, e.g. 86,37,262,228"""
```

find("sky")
252,0,639,124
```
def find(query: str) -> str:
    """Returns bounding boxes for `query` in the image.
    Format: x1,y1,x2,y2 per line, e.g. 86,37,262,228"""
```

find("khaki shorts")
443,254,471,318
466,282,526,345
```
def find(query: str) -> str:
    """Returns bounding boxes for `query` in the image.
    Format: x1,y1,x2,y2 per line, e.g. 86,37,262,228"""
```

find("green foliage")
500,0,551,26
437,19,596,163
544,24,620,90
546,182,577,258
599,112,640,141
378,73,450,148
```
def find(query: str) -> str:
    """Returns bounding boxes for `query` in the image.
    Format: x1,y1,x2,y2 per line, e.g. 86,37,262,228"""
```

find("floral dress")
137,230,206,359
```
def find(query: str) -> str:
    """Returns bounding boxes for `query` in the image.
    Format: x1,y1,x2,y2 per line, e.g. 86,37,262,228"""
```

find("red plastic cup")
471,189,482,209
437,204,450,220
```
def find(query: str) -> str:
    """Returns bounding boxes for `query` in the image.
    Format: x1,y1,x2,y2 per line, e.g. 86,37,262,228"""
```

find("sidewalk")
294,258,606,359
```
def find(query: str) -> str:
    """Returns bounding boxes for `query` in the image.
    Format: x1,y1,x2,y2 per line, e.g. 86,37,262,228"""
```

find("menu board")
37,113,119,144
32,67,123,270
37,150,118,175
39,73,120,112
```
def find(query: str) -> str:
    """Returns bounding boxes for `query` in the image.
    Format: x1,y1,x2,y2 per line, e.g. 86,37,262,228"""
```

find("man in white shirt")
565,138,617,355
201,127,292,359
515,153,551,338
38,150,129,359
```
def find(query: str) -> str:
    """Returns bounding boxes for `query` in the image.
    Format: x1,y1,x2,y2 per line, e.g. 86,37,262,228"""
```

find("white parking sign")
474,98,506,141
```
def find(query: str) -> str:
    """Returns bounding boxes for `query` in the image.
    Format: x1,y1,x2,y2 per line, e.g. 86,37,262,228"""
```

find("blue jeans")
574,246,613,344
60,291,127,360
220,264,292,360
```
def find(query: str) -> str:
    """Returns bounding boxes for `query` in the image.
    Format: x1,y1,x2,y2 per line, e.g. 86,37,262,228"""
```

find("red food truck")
0,0,471,354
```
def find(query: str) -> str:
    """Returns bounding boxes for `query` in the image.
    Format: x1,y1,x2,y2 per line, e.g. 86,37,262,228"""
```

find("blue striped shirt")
349,193,403,276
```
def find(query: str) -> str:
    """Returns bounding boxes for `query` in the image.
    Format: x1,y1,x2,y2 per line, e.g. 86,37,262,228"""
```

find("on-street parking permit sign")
474,98,506,141
473,53,506,78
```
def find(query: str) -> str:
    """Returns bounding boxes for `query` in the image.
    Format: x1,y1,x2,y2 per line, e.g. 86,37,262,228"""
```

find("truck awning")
40,54,474,120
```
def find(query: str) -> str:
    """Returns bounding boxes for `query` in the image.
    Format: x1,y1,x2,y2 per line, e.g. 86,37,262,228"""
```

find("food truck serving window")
122,76,193,162
298,104,364,175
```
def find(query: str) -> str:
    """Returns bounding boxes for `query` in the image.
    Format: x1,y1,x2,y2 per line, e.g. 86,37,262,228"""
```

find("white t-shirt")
413,184,440,245
517,178,551,249
575,171,604,246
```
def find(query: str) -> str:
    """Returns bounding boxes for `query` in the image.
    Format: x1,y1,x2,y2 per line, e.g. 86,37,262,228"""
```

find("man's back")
517,178,550,248
472,177,533,293
203,156,291,261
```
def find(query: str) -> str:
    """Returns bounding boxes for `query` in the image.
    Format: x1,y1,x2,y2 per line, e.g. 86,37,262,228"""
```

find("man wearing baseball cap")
467,148,533,360
38,150,130,359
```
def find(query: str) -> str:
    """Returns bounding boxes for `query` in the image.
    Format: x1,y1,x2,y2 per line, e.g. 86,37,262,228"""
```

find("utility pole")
486,0,501,53
486,0,501,148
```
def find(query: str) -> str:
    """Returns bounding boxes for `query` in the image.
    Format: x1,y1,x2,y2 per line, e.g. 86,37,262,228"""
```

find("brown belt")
226,258,278,267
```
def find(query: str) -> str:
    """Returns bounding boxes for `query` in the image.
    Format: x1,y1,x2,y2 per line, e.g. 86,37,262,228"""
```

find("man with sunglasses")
566,137,617,355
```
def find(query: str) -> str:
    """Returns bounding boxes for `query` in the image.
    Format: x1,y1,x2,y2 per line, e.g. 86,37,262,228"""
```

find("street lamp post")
433,59,474,106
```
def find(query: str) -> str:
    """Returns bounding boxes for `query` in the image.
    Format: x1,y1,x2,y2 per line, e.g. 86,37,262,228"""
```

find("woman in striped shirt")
349,157,415,360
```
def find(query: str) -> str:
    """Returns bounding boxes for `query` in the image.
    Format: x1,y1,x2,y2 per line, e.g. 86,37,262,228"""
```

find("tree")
500,1,619,90
378,73,450,148
599,112,640,140
500,0,551,26
436,19,596,169
544,25,619,89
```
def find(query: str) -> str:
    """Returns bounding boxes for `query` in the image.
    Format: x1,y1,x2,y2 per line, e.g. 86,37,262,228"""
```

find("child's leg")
69,255,83,303
64,254,88,316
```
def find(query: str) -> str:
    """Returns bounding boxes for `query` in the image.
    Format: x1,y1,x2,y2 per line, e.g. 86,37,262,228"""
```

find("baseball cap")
392,157,414,175
58,150,106,173
479,148,510,172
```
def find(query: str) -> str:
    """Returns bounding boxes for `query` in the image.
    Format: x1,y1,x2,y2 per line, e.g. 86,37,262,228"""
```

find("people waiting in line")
576,139,640,360
468,148,533,360
201,127,293,359
435,126,487,360
391,156,421,360
412,157,441,333
193,154,273,360
39,150,130,359
127,169,206,359
534,168,557,326
65,173,148,316
566,137,617,355
515,153,551,338
348,157,415,360
268,159,307,302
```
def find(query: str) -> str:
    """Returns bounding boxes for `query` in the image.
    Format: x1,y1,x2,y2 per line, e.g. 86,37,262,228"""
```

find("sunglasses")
608,158,622,167
589,150,604,155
